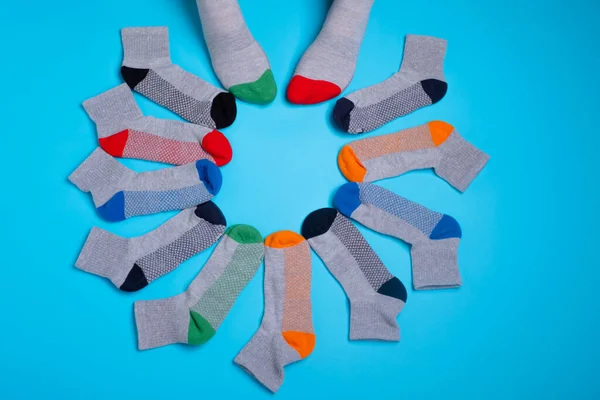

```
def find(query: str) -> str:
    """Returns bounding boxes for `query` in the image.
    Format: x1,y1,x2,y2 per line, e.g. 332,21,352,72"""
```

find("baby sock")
196,0,276,104
134,224,263,350
302,208,407,341
68,148,222,222
338,121,489,192
334,182,462,290
75,202,226,292
83,84,232,166
334,35,448,133
235,231,314,393
287,0,375,104
121,27,237,129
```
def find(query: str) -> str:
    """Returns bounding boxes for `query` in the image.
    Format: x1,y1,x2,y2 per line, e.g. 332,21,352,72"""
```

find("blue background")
1,0,598,398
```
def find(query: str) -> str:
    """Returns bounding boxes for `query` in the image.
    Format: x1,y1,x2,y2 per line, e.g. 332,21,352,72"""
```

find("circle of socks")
301,208,407,341
75,202,226,292
83,84,232,166
134,224,264,350
235,231,314,393
196,0,276,104
338,121,490,192
120,27,237,129
68,148,222,221
333,35,448,133
286,0,375,104
334,182,462,290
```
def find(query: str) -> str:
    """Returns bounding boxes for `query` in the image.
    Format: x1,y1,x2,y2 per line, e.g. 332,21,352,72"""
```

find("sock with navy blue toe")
334,182,463,290
68,148,222,221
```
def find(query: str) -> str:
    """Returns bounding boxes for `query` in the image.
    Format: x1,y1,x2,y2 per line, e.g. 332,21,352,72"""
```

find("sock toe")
210,92,237,129
301,208,338,239
265,231,305,248
338,145,367,182
226,224,263,244
333,98,354,131
201,130,232,166
287,75,341,105
229,69,277,105
120,264,149,292
195,159,223,196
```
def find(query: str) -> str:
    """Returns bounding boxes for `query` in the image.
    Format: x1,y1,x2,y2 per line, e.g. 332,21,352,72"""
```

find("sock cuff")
75,227,130,287
411,239,462,290
82,84,142,125
134,299,186,350
121,26,171,68
349,299,402,341
401,34,447,77
68,148,131,193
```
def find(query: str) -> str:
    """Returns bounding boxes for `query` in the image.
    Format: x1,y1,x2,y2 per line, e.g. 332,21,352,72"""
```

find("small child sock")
121,27,237,128
235,231,314,393
338,121,489,192
301,208,407,341
196,0,276,104
286,0,375,104
75,202,226,292
68,148,222,221
134,224,263,350
334,35,448,133
83,84,232,166
334,182,462,290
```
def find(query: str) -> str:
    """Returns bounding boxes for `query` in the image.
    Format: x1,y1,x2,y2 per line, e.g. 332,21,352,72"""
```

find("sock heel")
421,79,448,104
121,66,150,89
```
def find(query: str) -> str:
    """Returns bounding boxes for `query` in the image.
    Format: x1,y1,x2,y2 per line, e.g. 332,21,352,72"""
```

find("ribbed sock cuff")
349,299,402,341
121,26,171,68
436,131,489,192
411,239,462,290
68,149,131,193
75,227,130,287
83,84,142,125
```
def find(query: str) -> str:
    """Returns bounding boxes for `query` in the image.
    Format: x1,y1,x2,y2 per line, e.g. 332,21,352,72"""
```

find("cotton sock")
334,182,462,290
134,224,263,350
196,0,276,104
75,202,226,292
235,231,314,392
68,148,222,222
121,27,237,128
338,121,489,192
302,208,407,341
286,0,375,104
83,84,232,166
334,35,448,133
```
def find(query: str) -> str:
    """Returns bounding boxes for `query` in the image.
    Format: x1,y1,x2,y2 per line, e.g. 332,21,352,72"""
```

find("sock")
83,84,232,166
120,27,237,129
338,121,489,192
301,208,407,341
68,148,222,222
75,202,226,292
334,35,448,133
286,0,375,104
334,182,462,290
235,231,314,392
196,0,276,104
134,224,263,350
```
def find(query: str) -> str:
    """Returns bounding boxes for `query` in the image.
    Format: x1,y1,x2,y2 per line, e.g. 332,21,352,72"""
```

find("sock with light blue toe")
69,148,222,221
334,182,462,290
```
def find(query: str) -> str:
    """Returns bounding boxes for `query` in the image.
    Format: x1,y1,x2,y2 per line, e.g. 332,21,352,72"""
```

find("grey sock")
334,182,463,290
301,208,407,341
134,225,264,350
75,202,226,292
334,35,448,133
68,148,222,221
120,27,237,129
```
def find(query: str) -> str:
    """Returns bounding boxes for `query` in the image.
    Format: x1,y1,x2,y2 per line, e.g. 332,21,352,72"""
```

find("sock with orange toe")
338,121,490,192
235,231,315,393
286,0,375,104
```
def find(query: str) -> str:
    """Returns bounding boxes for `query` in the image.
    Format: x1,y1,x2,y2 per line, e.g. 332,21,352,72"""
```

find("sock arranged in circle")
196,0,276,104
235,231,314,393
287,0,375,104
301,208,407,341
334,182,462,290
83,84,232,166
338,121,489,192
120,27,237,129
68,148,222,222
75,202,226,292
134,225,263,350
334,35,448,133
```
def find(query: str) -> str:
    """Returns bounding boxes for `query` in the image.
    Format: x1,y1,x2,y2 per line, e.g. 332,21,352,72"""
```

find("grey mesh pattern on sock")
124,184,211,218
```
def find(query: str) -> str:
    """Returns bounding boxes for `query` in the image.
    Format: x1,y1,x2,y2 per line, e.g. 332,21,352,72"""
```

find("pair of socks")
334,182,463,290
235,231,315,393
338,121,489,192
121,27,237,127
68,148,222,221
334,35,448,133
83,84,232,166
76,202,226,292
135,225,263,350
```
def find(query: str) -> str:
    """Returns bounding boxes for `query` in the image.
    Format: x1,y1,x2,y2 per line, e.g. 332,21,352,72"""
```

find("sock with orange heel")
235,231,315,393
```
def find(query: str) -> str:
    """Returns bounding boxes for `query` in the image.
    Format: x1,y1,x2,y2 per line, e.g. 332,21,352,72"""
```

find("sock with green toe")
134,225,264,350
196,0,276,104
